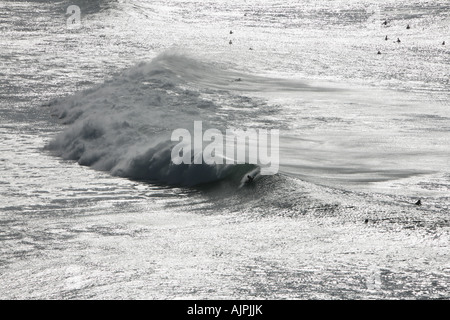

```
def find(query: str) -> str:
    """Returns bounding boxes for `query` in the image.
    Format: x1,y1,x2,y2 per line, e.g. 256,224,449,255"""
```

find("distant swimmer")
246,175,254,183
415,199,422,206
382,20,388,26
406,24,410,29
230,30,233,34
377,50,381,54
396,38,401,43
235,78,242,82
249,47,253,50
443,41,446,45
229,40,232,45
385,35,388,41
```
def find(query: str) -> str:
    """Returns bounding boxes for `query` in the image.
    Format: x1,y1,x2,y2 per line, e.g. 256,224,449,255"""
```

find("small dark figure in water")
382,20,388,26
249,47,253,50
246,175,254,183
229,40,232,45
364,219,369,224
377,50,381,54
235,78,242,82
406,24,410,29
443,41,446,45
385,35,388,41
396,38,401,43
230,30,233,34
415,199,422,206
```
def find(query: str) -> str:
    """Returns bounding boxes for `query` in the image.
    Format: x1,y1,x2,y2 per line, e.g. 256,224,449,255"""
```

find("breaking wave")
45,52,264,186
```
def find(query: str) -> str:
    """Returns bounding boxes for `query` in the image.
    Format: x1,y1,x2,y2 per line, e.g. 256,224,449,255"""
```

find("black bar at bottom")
1,299,446,319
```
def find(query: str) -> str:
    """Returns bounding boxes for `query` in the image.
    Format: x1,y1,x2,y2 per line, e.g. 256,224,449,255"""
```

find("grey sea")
0,0,449,299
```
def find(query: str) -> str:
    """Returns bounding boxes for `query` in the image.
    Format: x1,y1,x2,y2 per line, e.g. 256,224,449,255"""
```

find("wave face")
46,53,226,186
45,53,266,186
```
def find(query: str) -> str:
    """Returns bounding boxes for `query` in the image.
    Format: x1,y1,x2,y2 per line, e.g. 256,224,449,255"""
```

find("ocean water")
0,0,449,299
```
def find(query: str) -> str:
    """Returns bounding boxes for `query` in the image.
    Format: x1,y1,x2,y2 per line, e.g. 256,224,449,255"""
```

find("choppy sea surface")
0,0,449,299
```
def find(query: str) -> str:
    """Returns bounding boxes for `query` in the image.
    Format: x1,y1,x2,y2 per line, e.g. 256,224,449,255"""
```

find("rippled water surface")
0,0,449,299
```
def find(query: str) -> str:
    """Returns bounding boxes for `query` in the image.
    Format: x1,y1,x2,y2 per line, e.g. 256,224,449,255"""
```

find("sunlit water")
0,0,449,299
